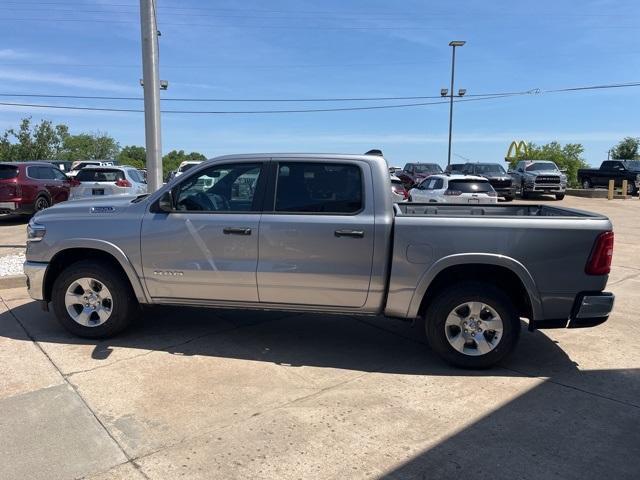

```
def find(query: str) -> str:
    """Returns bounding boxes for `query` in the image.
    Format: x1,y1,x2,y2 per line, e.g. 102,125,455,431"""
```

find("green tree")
610,137,640,160
0,117,68,161
118,145,146,169
509,141,588,187
162,149,207,177
60,132,120,161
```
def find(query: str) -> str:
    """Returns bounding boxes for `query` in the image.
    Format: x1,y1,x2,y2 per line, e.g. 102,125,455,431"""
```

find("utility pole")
442,41,466,167
140,0,162,192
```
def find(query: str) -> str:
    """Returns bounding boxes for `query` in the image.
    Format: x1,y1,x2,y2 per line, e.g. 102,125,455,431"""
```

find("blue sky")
0,0,638,167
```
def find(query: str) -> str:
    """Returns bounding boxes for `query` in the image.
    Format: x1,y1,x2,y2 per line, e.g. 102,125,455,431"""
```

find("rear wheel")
423,282,520,369
408,195,413,202
582,178,592,189
52,260,137,338
34,195,50,212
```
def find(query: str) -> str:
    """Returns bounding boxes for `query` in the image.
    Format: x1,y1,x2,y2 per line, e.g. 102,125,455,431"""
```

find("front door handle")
334,229,364,238
223,227,252,235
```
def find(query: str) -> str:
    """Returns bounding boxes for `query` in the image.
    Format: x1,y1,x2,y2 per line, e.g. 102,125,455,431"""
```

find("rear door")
257,159,374,307
141,161,266,302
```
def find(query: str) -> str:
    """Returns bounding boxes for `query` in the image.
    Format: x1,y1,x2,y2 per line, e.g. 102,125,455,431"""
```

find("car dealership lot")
0,195,638,480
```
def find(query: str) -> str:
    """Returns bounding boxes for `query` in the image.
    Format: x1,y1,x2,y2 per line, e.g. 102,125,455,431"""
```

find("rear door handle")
223,227,252,235
334,229,364,238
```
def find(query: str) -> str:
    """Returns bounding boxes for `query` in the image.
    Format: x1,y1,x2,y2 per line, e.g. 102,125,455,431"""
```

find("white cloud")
0,68,137,93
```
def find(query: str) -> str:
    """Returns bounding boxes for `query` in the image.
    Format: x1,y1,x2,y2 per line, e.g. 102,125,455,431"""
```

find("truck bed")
395,203,603,218
385,202,612,320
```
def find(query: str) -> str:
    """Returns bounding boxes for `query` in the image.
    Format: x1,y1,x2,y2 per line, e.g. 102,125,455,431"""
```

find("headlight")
27,221,46,242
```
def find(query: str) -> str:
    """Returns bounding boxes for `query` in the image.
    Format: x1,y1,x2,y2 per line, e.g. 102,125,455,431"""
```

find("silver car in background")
69,166,147,200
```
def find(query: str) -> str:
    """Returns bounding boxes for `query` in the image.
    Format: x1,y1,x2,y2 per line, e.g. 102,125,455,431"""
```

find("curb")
0,274,26,290
565,189,609,199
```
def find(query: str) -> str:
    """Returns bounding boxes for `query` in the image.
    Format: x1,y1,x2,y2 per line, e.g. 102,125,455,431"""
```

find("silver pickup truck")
24,154,615,368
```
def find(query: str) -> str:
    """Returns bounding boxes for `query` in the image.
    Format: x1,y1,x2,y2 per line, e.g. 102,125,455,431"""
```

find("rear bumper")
23,261,47,301
0,200,34,215
533,292,614,329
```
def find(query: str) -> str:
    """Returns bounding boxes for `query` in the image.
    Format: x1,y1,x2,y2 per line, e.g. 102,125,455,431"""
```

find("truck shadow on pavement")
0,299,625,380
2,299,639,479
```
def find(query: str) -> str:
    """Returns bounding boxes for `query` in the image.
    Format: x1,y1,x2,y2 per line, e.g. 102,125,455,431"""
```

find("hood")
34,195,142,220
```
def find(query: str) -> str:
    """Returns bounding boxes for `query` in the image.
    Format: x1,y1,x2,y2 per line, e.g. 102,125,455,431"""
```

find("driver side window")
174,163,263,212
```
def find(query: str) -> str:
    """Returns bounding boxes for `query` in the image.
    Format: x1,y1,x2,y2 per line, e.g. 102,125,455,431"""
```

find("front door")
257,160,374,308
141,161,265,302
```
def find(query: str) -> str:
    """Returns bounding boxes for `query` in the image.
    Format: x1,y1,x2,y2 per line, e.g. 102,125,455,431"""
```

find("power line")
0,95,520,114
0,2,634,17
0,81,636,114
0,17,636,30
0,82,635,103
0,91,527,102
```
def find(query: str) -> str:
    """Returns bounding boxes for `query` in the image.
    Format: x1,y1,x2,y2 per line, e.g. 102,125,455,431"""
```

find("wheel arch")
43,241,148,304
408,254,543,322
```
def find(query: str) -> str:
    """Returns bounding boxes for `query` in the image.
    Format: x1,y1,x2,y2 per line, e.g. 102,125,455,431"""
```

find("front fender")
48,238,149,303
406,253,543,320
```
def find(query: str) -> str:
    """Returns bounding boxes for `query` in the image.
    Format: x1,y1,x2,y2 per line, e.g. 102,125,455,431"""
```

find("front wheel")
423,282,520,368
52,260,137,338
582,179,591,189
555,194,565,200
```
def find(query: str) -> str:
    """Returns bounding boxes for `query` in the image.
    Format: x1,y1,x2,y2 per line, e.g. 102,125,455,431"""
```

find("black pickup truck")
578,160,640,195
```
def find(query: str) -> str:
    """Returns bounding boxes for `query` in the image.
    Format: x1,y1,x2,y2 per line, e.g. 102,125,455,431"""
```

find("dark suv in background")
0,162,73,215
462,162,516,201
396,162,443,187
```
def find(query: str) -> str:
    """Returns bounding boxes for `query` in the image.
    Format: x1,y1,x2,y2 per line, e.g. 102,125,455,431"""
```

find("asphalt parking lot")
0,195,639,480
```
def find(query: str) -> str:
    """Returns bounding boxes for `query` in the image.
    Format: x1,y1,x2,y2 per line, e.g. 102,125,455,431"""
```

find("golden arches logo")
505,141,529,161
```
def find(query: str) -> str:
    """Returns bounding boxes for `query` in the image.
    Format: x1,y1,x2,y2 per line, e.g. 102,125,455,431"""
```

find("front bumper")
533,292,615,329
23,261,47,301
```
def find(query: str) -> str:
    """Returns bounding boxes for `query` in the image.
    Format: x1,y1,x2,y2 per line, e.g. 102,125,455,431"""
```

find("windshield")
525,162,559,172
475,164,506,175
623,161,640,171
414,164,443,174
0,165,18,180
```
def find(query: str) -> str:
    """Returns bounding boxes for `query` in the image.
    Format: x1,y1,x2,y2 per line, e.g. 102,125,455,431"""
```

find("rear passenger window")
76,169,125,182
275,163,362,214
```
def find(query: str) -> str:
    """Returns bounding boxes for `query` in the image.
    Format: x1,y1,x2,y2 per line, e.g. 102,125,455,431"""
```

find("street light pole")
140,0,163,192
446,41,465,167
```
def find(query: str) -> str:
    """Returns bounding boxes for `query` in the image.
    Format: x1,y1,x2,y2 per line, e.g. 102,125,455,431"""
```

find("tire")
52,260,137,338
520,190,529,199
503,195,514,202
582,178,591,189
34,195,50,212
423,282,520,369
408,196,413,202
555,194,565,200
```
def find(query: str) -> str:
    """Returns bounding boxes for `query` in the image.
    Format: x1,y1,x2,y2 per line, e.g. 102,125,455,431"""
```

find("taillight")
444,189,462,196
392,185,409,199
115,178,131,187
586,231,614,275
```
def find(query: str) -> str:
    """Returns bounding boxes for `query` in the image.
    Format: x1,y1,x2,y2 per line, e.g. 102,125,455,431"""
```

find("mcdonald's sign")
505,141,529,162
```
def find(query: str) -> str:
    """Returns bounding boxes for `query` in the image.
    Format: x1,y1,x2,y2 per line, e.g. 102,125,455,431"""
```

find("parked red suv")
0,162,75,215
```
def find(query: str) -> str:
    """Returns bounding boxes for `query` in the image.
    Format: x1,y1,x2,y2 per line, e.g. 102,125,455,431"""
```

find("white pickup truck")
24,153,615,368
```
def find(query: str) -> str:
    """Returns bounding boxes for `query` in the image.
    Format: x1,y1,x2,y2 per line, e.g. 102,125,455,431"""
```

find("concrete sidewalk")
0,196,638,479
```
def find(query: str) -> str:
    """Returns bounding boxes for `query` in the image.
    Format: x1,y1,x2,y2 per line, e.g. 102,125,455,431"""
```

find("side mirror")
518,168,524,173
156,191,174,213
560,168,568,173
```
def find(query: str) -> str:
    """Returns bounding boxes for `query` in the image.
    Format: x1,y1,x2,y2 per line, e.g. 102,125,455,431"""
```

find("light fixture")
458,88,467,96
449,40,466,47
440,88,449,97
